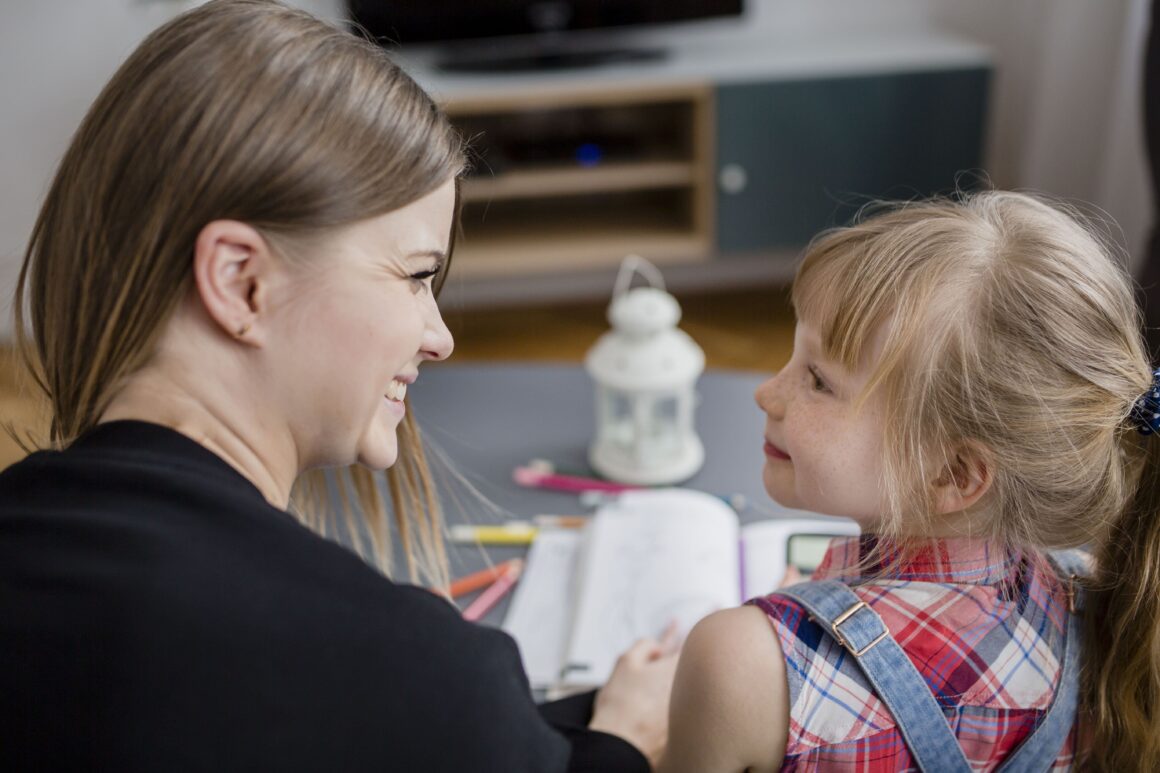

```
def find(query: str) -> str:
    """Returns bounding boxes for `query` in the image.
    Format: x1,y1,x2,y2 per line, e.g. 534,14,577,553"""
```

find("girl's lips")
763,441,791,461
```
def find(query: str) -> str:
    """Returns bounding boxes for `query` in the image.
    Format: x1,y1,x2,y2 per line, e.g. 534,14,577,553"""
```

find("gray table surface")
406,362,787,625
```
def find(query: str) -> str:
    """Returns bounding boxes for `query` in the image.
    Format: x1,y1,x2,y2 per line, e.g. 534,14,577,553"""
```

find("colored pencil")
517,462,749,512
448,517,588,545
512,465,641,493
462,560,524,621
533,514,589,529
448,523,538,545
449,558,521,598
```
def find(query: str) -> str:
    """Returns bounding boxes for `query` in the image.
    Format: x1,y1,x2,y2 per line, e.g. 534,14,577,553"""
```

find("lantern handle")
613,254,666,299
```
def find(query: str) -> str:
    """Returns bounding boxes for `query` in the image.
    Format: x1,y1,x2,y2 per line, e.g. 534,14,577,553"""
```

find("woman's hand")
589,622,682,768
778,565,805,588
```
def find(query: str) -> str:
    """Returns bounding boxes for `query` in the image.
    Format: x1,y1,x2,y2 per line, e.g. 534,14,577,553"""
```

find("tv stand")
402,32,992,304
436,45,666,74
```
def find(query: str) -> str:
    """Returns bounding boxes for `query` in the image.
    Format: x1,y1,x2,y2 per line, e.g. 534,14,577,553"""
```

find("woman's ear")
191,220,274,345
931,442,993,515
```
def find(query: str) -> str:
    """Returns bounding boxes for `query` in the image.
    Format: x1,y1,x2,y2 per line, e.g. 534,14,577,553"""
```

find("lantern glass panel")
651,396,678,432
605,391,635,447
650,395,680,456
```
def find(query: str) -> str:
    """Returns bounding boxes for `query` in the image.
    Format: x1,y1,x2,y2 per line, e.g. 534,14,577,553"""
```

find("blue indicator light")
576,143,603,167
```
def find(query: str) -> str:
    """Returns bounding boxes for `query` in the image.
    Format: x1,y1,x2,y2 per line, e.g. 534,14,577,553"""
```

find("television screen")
348,1,744,46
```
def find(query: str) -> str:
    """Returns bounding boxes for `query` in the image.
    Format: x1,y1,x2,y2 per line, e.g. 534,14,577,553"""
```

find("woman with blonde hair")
659,190,1159,771
0,1,676,770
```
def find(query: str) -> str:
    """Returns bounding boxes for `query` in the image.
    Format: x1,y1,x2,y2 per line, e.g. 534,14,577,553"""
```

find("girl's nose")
754,372,786,420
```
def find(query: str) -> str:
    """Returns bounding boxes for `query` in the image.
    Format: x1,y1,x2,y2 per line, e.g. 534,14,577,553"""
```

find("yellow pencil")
448,516,588,545
449,523,539,545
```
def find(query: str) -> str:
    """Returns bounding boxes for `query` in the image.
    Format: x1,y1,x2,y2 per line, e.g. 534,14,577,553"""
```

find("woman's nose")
422,303,454,362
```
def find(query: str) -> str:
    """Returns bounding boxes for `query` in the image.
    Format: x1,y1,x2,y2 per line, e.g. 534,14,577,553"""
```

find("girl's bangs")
791,230,899,375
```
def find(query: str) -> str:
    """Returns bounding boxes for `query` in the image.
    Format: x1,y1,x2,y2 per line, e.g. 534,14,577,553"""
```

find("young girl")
658,190,1159,772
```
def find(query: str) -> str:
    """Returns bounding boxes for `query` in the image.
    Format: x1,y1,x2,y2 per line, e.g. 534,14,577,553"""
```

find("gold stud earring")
235,322,251,338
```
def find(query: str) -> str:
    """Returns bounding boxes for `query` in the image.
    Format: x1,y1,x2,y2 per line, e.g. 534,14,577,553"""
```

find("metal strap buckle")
831,600,889,657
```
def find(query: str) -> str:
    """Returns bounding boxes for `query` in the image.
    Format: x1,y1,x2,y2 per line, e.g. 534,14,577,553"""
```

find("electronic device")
786,532,841,578
347,1,744,72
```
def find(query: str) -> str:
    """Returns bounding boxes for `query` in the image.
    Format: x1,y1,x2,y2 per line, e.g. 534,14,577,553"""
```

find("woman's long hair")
14,0,464,588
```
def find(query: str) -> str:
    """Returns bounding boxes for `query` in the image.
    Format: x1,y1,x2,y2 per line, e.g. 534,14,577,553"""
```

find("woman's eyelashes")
408,266,441,294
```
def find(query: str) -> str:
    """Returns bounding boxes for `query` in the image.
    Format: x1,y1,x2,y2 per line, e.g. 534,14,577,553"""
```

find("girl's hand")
590,622,682,768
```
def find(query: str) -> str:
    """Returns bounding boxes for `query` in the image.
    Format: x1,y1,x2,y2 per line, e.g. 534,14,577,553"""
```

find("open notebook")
502,488,859,692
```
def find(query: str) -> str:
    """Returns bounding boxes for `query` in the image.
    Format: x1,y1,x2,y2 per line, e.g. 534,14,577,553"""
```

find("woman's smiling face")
754,321,889,524
265,179,456,472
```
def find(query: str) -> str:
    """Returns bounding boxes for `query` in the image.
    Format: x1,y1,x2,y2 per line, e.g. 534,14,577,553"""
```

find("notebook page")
502,527,586,689
561,489,740,688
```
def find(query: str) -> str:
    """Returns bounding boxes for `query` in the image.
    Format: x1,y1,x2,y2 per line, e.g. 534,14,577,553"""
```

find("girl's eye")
807,365,831,394
409,268,440,294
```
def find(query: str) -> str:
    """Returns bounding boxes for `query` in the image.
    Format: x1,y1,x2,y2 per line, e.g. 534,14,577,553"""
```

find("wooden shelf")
461,160,697,202
439,83,714,282
452,221,710,279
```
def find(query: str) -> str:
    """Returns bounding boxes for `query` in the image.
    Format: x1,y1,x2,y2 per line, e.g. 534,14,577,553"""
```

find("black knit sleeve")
544,691,652,773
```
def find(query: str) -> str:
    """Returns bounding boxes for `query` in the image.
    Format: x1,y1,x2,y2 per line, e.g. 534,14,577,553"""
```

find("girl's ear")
931,442,993,515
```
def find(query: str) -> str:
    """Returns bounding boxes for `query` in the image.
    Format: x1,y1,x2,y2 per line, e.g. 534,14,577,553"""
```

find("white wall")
0,0,1151,338
0,0,343,338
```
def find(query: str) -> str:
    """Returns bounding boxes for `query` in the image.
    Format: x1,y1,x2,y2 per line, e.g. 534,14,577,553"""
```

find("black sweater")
0,421,647,772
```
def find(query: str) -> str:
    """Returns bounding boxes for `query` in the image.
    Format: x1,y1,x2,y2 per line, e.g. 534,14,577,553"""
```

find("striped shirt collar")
814,535,1023,586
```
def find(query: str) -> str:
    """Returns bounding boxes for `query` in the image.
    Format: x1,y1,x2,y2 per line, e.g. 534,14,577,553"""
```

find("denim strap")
778,549,1084,772
994,549,1085,772
777,580,972,773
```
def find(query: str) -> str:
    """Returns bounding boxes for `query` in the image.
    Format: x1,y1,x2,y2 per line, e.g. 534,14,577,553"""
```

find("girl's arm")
657,606,789,773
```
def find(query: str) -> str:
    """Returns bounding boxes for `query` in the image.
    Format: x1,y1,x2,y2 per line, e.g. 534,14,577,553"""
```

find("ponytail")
1083,430,1160,771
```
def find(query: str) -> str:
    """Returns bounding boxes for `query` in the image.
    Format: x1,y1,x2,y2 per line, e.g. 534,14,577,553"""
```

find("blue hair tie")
1130,368,1160,436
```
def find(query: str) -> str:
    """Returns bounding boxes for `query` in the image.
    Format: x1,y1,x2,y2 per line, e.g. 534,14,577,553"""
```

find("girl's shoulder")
661,606,789,773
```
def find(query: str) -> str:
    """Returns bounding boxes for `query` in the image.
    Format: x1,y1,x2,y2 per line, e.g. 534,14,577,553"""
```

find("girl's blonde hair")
14,0,464,588
792,190,1159,770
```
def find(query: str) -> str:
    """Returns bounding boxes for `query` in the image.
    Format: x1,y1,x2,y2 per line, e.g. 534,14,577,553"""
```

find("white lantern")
585,256,705,485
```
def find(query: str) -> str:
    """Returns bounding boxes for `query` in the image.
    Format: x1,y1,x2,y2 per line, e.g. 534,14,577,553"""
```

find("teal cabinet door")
715,68,990,252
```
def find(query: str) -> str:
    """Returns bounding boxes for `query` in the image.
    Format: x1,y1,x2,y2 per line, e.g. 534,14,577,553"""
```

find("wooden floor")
0,286,796,469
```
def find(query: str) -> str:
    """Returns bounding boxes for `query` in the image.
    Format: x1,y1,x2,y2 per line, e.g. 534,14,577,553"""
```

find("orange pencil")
462,560,524,622
449,558,521,599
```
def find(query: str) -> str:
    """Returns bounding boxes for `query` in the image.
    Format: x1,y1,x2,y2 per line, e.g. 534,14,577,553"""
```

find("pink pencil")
462,559,524,622
512,465,641,494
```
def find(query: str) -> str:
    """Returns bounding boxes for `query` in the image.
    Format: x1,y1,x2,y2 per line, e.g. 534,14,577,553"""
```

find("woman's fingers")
778,565,805,588
656,619,682,657
624,619,684,663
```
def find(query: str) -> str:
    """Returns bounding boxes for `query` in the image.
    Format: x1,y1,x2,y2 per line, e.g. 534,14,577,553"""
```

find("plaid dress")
748,537,1077,771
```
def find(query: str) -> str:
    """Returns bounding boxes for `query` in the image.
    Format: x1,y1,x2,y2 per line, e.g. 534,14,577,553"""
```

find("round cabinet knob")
718,163,748,195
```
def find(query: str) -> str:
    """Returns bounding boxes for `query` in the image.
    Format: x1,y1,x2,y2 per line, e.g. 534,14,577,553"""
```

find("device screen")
786,533,835,578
